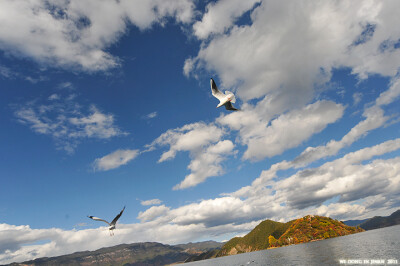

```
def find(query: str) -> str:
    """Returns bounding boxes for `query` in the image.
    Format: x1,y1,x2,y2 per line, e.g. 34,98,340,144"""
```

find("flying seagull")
88,206,125,236
210,78,239,111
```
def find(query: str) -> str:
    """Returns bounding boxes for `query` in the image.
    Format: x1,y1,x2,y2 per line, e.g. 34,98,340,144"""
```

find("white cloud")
147,122,224,162
183,57,195,77
14,91,127,153
93,149,139,171
144,111,158,119
353,92,362,106
186,0,400,165
280,75,400,169
376,77,400,107
169,196,273,227
137,205,170,222
0,0,195,72
247,138,400,200
193,0,261,39
217,100,344,161
136,139,400,229
188,0,400,109
48,94,60,101
173,140,235,190
245,101,344,161
292,105,387,167
69,106,126,139
0,218,258,265
2,139,400,264
147,122,236,189
315,203,366,221
140,199,162,206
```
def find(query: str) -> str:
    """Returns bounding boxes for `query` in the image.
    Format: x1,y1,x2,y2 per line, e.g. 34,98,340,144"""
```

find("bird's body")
88,206,125,236
210,78,239,111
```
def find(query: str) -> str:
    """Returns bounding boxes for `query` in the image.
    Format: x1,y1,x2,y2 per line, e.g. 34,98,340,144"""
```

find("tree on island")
268,235,277,247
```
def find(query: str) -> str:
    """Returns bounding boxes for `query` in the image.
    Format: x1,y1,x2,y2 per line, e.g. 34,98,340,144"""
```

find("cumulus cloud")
137,205,170,222
2,139,400,264
375,76,400,107
147,122,236,189
147,122,225,162
188,0,400,108
193,0,261,39
93,149,139,171
217,100,344,161
244,138,400,199
14,90,127,153
147,0,400,234
184,1,400,164
275,75,400,169
278,141,400,209
140,199,162,206
134,139,400,235
141,139,400,228
174,140,235,190
0,0,195,72
315,203,366,221
245,101,343,161
292,106,387,167
0,218,258,264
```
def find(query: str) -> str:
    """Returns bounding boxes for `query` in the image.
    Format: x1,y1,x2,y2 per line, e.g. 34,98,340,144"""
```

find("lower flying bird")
210,78,239,111
88,206,125,236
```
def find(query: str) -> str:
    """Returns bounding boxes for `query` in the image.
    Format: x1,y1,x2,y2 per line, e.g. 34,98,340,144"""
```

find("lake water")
186,225,400,266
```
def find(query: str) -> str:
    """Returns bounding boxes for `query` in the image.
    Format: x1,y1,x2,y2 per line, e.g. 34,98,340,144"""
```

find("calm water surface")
186,225,400,266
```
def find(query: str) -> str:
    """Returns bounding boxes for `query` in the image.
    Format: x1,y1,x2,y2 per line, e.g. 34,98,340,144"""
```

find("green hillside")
273,215,364,247
217,219,292,256
218,215,364,257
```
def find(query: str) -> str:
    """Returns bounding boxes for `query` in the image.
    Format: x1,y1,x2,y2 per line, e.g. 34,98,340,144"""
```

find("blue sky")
1,0,400,263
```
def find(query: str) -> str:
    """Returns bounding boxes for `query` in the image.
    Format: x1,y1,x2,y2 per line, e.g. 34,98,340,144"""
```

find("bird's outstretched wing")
210,78,225,100
88,216,110,225
110,206,125,226
224,102,239,111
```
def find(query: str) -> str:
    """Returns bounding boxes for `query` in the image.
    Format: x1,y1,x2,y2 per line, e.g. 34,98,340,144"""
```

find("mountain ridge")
8,241,222,266
8,209,400,265
342,209,400,229
358,209,400,230
217,215,364,257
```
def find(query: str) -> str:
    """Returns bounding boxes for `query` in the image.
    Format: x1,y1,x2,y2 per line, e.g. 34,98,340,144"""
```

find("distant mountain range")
341,219,369,227
343,209,400,230
8,241,222,266
8,210,399,265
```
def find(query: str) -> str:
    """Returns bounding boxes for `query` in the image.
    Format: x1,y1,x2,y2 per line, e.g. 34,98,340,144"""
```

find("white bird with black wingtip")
88,206,125,236
210,78,239,111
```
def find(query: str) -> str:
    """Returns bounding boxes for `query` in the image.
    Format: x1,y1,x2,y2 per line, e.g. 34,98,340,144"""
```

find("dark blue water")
186,225,400,266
